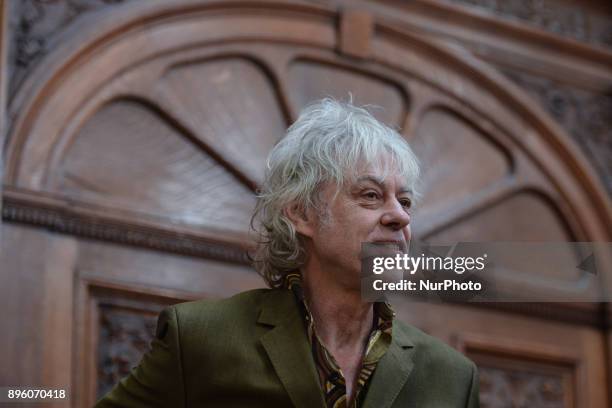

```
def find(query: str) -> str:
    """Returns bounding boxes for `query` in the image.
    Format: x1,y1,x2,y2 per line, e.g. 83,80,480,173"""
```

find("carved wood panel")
8,22,604,248
97,304,158,399
7,0,131,97
456,333,578,408
448,0,612,48
499,68,612,194
479,363,569,408
60,98,259,233
81,283,190,406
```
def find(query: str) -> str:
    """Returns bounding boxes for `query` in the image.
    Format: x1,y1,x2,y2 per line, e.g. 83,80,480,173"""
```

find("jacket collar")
361,323,416,408
257,289,416,408
257,289,326,408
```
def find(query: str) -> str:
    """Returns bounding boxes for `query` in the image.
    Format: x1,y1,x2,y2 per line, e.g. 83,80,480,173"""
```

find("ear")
284,202,316,238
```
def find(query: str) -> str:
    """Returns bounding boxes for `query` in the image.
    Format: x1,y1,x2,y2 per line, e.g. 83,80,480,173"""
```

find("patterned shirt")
284,273,395,408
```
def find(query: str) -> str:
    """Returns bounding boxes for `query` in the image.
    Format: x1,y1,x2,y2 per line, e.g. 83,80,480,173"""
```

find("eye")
399,198,412,209
363,190,381,200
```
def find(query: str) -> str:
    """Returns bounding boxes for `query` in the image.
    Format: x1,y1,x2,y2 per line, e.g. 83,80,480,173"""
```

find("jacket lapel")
361,323,416,408
258,290,326,408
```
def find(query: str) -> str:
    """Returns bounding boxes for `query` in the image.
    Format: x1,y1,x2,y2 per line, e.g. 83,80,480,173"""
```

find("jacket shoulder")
392,320,479,406
172,287,272,325
394,319,476,372
166,288,284,378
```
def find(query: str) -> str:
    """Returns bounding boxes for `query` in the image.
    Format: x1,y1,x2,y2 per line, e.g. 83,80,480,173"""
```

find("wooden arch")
5,0,610,254
3,1,612,406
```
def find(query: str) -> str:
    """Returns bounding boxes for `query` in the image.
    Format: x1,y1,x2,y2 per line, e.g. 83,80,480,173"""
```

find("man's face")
298,161,413,290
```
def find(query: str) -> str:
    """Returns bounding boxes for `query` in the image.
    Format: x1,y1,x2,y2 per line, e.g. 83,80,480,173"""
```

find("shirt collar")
283,272,395,331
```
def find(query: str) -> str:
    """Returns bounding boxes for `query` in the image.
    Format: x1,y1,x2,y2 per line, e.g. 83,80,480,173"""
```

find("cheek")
405,226,412,241
342,215,380,246
325,204,379,244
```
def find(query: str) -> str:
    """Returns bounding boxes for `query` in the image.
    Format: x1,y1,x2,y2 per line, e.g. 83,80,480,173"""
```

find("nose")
380,198,411,232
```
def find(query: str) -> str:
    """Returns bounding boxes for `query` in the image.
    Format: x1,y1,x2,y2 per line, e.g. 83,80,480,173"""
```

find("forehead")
346,160,412,192
351,173,412,193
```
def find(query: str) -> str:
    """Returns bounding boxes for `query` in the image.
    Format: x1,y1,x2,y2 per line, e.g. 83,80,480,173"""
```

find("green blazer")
95,288,479,407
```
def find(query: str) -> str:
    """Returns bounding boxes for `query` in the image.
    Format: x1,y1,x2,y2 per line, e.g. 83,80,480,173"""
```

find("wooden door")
2,1,611,407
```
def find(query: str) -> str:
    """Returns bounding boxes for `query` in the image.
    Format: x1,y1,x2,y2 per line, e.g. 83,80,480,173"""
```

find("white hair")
251,98,420,288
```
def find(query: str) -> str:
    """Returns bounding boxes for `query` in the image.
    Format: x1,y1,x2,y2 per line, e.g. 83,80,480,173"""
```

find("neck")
300,260,373,352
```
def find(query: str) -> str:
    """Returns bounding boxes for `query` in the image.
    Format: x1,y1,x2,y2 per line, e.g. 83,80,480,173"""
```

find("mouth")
369,240,407,253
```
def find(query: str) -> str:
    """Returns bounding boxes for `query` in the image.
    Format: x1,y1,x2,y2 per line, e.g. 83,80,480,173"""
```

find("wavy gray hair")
251,98,420,288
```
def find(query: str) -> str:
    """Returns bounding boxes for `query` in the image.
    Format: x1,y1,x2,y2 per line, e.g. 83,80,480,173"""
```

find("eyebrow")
355,175,413,195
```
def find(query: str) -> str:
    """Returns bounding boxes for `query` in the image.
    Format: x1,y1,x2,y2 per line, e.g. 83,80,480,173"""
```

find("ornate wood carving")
86,284,187,402
2,187,251,264
457,334,578,408
448,0,612,48
479,365,565,408
500,68,612,195
8,0,129,96
97,304,158,399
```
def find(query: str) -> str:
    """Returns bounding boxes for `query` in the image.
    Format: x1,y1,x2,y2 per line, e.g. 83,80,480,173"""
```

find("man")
95,99,479,408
